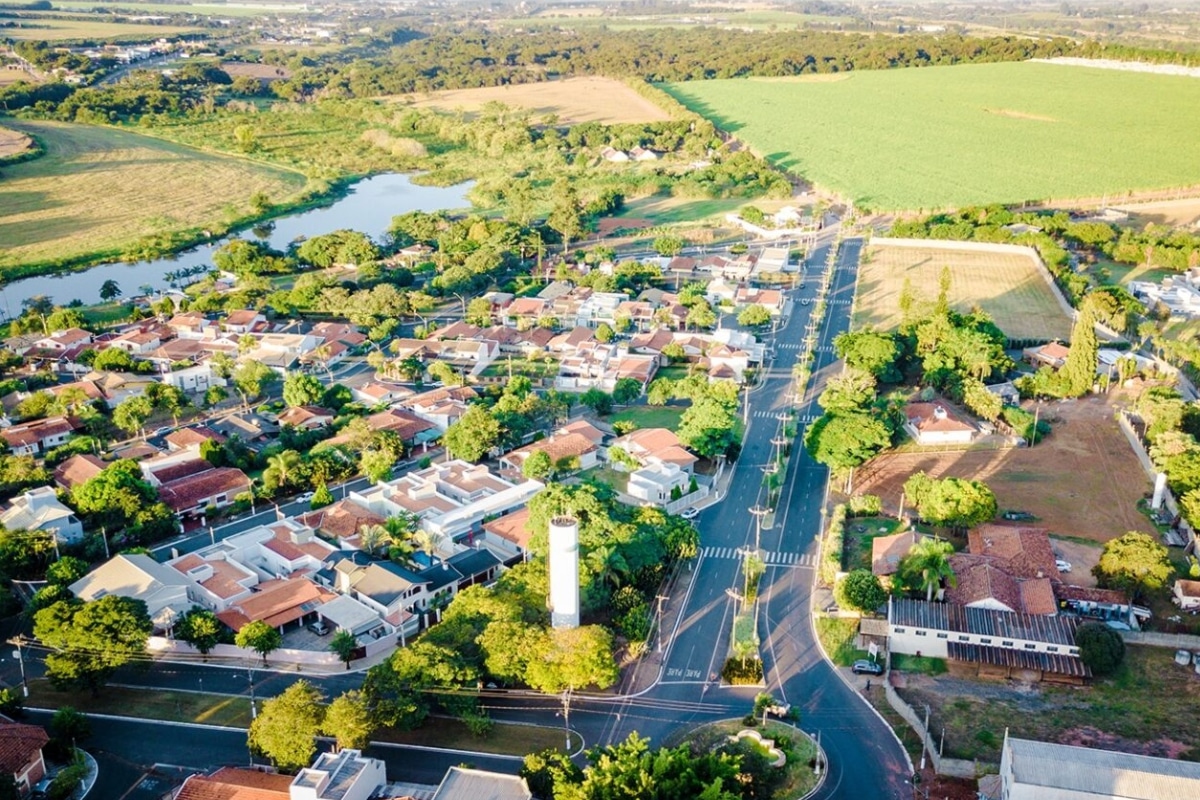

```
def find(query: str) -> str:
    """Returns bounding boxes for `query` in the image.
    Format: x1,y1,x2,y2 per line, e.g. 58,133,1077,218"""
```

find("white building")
291,749,386,800
1,487,83,544
69,554,196,631
627,461,691,505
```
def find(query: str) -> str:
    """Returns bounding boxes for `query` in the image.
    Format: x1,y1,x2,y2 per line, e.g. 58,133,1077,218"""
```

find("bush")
721,656,764,685
835,569,888,613
48,762,87,800
1076,622,1126,676
819,504,847,586
847,494,882,517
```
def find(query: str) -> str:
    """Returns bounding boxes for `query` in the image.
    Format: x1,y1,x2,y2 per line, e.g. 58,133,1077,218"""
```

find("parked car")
1056,558,1072,573
151,426,174,438
851,659,883,675
680,507,700,520
1002,510,1035,521
296,491,316,503
308,619,330,636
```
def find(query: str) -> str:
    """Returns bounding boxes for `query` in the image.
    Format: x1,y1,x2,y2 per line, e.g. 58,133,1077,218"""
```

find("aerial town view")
5,0,1200,797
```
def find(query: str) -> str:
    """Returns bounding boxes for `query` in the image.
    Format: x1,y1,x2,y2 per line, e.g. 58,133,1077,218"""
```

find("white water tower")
549,515,580,629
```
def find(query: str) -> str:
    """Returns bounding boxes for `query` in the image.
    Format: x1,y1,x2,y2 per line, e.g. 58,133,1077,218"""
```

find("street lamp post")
749,505,769,551
12,639,27,697
655,594,669,654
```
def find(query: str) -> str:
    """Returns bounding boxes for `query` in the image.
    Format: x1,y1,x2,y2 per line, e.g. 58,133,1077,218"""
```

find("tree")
176,608,224,659
427,360,463,387
524,625,619,694
817,369,876,413
737,303,772,328
676,398,737,459
248,680,325,772
34,596,153,693
150,384,189,426
236,620,283,664
360,449,395,485
99,280,122,302
311,481,334,509
547,178,585,252
112,396,153,439
805,411,891,473
324,690,374,751
264,449,302,491
45,308,85,333
834,329,901,382
653,234,685,257
579,388,613,416
465,297,493,326
443,405,501,463
329,629,358,670
685,300,717,330
283,372,324,408
902,473,997,531
1059,305,1098,398
1075,621,1126,676
414,529,446,567
1092,531,1173,600
358,523,392,557
611,377,642,406
836,569,888,613
523,450,554,481
897,538,956,602
45,556,87,587
232,360,279,409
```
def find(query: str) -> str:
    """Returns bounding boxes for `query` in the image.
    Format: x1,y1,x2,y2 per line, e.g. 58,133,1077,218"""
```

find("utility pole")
560,688,572,750
11,638,27,697
100,526,109,560
749,505,769,551
655,594,669,654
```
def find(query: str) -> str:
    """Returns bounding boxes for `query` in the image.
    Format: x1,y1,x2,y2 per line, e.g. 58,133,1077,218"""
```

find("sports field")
665,61,1200,210
0,120,305,273
397,77,672,125
854,243,1073,341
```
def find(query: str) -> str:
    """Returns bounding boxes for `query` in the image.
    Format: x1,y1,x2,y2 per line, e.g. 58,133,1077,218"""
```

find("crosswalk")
775,342,803,350
749,409,818,423
701,546,816,567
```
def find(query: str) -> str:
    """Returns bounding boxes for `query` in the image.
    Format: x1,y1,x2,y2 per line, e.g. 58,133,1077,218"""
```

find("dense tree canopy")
34,596,153,693
248,680,325,772
902,472,997,531
1092,531,1173,600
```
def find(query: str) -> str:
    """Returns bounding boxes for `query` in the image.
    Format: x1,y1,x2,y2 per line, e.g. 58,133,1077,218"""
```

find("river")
1,173,474,313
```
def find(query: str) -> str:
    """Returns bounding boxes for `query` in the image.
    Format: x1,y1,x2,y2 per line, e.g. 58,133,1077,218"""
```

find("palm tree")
366,349,388,376
310,343,336,382
587,545,629,591
901,539,957,602
266,450,302,489
358,524,392,558
413,530,445,567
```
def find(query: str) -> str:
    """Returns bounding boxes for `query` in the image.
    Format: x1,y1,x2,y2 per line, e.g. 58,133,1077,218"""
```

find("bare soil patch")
1117,196,1200,228
854,394,1155,543
394,77,672,125
596,216,653,237
0,126,33,159
984,107,1058,122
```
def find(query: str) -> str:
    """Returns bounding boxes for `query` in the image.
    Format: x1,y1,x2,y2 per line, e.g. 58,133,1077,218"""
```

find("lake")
1,173,473,313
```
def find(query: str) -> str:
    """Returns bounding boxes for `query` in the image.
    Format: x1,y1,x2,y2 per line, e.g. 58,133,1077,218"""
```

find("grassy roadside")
27,680,574,755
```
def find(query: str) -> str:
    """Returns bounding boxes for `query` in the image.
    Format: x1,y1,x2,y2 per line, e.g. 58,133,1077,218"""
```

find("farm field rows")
394,77,672,125
665,61,1200,210
854,244,1073,341
0,119,306,273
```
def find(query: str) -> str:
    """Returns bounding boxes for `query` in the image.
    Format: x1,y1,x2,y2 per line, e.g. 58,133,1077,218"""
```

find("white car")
680,507,700,520
1056,558,1072,573
296,491,316,503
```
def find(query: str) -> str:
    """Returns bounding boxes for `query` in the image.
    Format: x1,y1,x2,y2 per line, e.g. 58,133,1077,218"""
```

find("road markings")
701,547,815,566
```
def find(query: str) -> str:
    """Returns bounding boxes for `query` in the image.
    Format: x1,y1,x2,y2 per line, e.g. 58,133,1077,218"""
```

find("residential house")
629,146,659,161
0,415,79,456
985,381,1021,405
326,408,436,450
481,506,533,564
629,329,675,364
215,575,335,634
167,312,217,340
503,297,550,328
291,749,386,800
310,321,367,350
312,594,394,644
871,531,927,577
0,717,49,797
223,309,267,334
986,733,1200,800
399,386,478,432
944,524,1062,616
701,342,751,383
210,412,279,447
734,286,785,315
165,425,226,452
705,278,740,306
888,597,1088,681
320,552,431,632
432,767,532,800
53,453,105,491
352,381,412,406
752,247,790,275
168,551,258,612
84,370,158,405
157,466,253,518
160,362,224,393
499,421,604,477
903,402,978,447
70,553,196,631
1,487,83,544
174,767,292,800
107,326,164,356
298,499,387,549
600,146,629,162
1174,579,1200,611
608,428,697,473
277,405,335,430
1023,341,1071,370
666,256,697,284
627,460,691,506
32,327,93,354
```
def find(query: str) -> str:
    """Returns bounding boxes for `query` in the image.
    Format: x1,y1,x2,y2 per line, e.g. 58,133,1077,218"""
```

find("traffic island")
672,718,825,800
723,548,766,685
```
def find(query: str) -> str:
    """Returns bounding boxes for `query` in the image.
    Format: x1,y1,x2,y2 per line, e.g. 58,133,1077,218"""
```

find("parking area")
281,622,331,651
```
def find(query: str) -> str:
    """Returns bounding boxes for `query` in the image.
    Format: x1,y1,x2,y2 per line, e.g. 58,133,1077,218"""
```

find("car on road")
851,659,884,675
680,507,699,520
1002,510,1035,521
151,426,174,438
1056,558,1072,573
308,620,330,636
296,491,316,503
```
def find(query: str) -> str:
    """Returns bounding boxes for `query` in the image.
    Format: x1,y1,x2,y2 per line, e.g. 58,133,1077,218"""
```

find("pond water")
1,173,473,312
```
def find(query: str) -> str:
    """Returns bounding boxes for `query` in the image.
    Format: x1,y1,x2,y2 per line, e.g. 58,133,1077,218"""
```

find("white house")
627,460,691,505
291,749,386,800
1,487,83,544
903,402,977,446
70,554,196,631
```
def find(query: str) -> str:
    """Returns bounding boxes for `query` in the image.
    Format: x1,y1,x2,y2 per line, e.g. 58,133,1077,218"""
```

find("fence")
1123,631,1200,650
1114,411,1193,543
882,683,983,779
147,634,394,666
868,237,1078,323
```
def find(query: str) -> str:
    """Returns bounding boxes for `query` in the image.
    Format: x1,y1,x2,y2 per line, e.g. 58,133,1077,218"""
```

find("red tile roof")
484,507,532,549
175,767,292,800
216,577,334,632
158,468,252,513
0,719,47,775
165,426,226,450
53,453,105,490
299,499,386,542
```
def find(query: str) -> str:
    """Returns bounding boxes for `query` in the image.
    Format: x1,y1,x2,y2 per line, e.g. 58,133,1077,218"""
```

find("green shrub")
847,494,882,516
1076,621,1126,676
819,504,847,586
722,657,764,685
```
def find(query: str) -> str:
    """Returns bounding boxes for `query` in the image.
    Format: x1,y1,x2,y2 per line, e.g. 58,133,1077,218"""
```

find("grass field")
665,61,1200,210
4,17,198,40
608,405,686,431
396,77,672,126
51,0,311,14
854,244,1073,341
0,119,306,273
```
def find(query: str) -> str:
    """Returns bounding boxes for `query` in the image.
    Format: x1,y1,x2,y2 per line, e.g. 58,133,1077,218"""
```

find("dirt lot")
394,77,672,125
853,394,1155,543
0,126,33,159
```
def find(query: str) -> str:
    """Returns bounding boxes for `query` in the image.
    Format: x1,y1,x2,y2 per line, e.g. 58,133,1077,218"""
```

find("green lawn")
889,653,947,676
374,716,580,755
28,681,253,728
617,194,747,224
813,617,868,666
609,405,686,431
843,516,905,572
666,61,1200,210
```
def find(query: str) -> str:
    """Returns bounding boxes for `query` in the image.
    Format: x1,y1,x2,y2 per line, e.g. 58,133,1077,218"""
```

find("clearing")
665,61,1200,210
395,77,672,125
0,119,305,274
854,243,1073,341
0,126,34,160
852,394,1155,543
609,404,686,431
3,17,198,40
